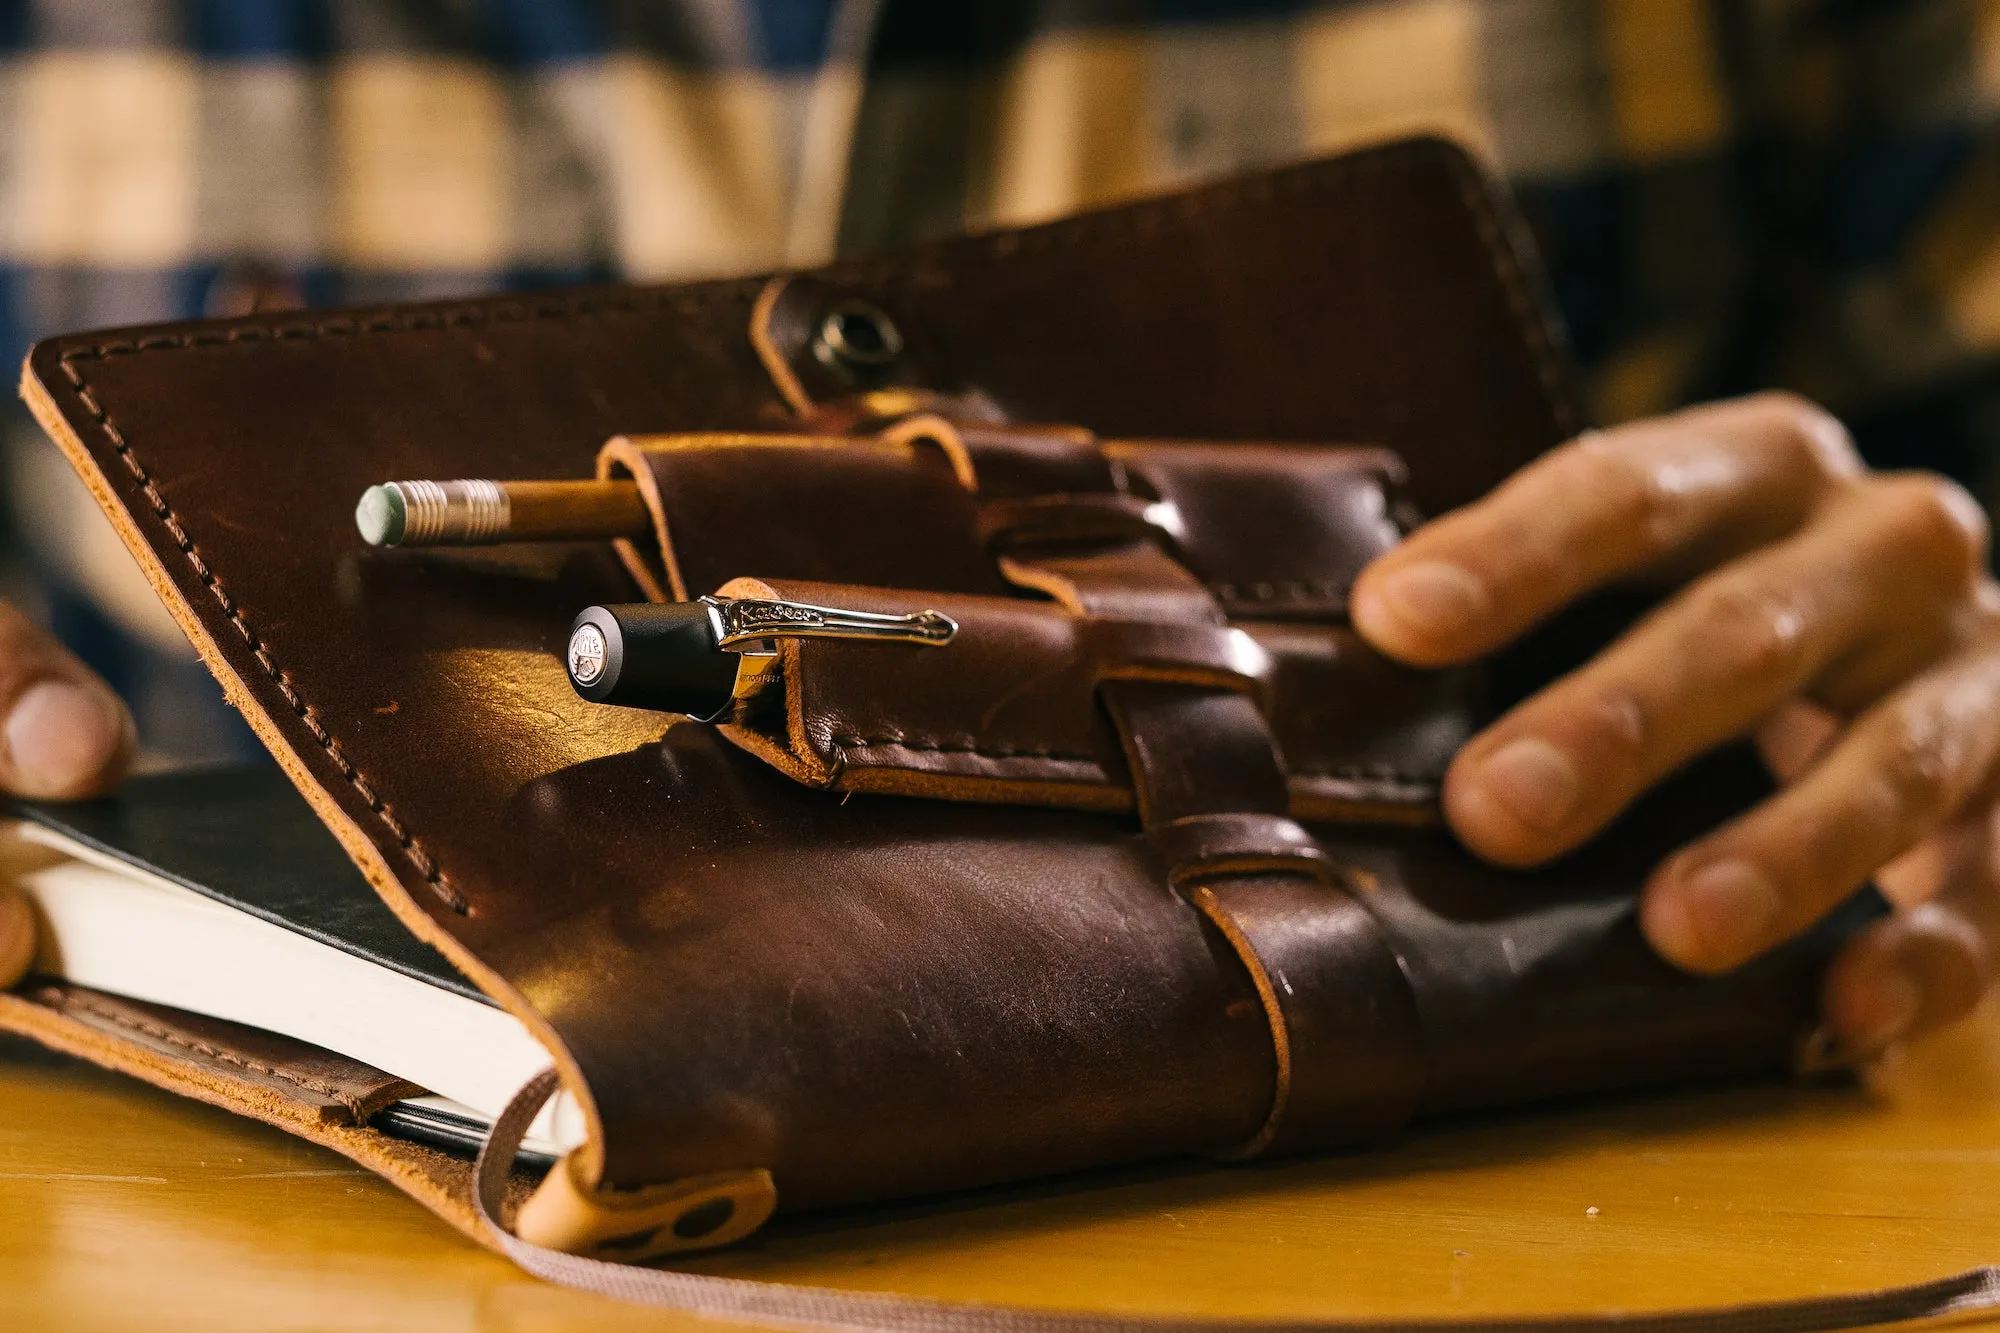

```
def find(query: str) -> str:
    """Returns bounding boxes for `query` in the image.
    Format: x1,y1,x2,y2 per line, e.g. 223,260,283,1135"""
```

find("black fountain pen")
565,597,957,720
352,480,958,719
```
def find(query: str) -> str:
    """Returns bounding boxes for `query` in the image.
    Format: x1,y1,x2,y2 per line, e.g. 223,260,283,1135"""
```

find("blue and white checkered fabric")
5,0,1999,760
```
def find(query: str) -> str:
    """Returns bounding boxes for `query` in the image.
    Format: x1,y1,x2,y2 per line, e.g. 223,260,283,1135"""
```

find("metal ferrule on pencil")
370,479,511,545
356,478,651,547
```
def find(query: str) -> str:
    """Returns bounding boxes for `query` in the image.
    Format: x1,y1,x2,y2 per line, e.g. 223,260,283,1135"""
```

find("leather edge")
0,985,544,1251
11,134,1574,1204
16,356,613,1185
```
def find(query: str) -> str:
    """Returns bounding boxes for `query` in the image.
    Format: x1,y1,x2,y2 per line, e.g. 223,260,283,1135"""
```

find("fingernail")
1649,859,1781,969
1366,562,1488,644
1471,737,1580,832
4,680,121,798
1847,967,1922,1056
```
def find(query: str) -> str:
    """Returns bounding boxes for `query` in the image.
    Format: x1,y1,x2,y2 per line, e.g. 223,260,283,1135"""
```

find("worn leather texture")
15,137,1874,1227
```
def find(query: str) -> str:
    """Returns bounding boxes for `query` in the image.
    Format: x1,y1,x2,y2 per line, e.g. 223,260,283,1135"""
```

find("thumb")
0,603,134,800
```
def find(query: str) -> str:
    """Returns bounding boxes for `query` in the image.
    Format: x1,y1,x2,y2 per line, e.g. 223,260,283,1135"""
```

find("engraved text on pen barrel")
707,598,956,649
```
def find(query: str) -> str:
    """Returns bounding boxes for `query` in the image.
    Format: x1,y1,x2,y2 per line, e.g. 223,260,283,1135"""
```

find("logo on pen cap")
568,623,608,686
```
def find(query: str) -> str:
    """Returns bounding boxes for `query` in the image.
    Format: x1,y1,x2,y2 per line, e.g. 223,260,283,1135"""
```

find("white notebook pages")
8,820,584,1159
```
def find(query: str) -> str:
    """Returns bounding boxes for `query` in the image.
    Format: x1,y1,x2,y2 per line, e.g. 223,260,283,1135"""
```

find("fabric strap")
474,1069,2000,1333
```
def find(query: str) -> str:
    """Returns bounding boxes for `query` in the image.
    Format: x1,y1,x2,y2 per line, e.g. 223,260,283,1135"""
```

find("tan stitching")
815,141,1581,440
1207,579,1349,605
834,736,1444,791
42,140,1564,921
817,151,1345,288
51,282,760,916
815,140,1586,448
831,733,1100,764
55,991,368,1113
1291,770,1440,795
56,351,479,913
1291,760,1439,780
1437,149,1584,439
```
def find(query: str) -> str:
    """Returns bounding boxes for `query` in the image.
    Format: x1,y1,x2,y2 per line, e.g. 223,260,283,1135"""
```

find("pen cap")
565,603,739,720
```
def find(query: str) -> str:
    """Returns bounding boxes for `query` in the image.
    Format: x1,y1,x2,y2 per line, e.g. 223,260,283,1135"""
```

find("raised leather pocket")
590,417,1477,823
710,577,1468,822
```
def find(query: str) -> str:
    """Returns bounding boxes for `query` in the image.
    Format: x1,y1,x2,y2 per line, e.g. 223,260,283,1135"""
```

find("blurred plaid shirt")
6,0,1999,761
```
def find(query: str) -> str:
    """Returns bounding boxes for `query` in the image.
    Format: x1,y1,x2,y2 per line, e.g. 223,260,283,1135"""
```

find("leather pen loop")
978,492,1174,552
1145,812,1336,893
1089,620,1275,714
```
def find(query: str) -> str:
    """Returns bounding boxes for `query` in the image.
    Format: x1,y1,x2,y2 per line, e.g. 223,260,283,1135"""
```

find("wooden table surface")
5,1008,2000,1333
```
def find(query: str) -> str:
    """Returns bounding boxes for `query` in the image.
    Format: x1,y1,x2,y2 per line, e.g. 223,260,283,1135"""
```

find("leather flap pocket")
597,424,1472,823
597,427,1411,616
714,577,1474,822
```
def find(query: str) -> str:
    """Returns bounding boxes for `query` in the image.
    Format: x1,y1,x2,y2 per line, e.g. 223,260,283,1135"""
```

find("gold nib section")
355,479,651,547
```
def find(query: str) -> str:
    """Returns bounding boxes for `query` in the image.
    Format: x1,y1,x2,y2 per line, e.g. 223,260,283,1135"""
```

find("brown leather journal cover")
11,137,1866,1259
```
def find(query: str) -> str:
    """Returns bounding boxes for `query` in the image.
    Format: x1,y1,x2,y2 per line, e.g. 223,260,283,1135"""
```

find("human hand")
1351,393,2000,1061
0,602,134,988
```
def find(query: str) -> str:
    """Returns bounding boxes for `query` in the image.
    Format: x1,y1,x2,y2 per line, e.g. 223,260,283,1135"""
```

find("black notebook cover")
12,767,481,1003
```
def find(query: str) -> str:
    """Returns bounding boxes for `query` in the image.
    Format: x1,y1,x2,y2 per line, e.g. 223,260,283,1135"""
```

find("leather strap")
993,475,1427,1157
1100,682,1288,825
1183,876,1424,1158
496,414,1977,1322
476,1068,2000,1333
1142,812,1334,889
979,492,1164,550
1001,540,1221,624
1099,678,1421,1155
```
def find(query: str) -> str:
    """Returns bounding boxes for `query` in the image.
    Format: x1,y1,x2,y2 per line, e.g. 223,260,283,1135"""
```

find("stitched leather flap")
596,428,1409,616
714,577,1472,821
593,426,1468,818
1106,441,1409,619
46,139,1856,1231
596,430,1003,603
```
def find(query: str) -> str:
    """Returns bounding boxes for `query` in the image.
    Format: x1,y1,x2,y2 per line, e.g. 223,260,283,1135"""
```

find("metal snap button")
812,299,904,378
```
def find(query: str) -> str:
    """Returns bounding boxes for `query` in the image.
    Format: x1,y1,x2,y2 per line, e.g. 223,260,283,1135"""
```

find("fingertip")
1350,560,1490,667
1825,905,1989,1057
0,887,34,990
1,678,134,801
1639,874,1721,975
1824,958,1922,1059
1640,857,1782,975
1440,753,1569,869
1349,580,1424,663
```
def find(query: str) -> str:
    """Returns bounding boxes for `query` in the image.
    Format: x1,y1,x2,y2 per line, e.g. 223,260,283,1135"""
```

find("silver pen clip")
701,595,958,653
